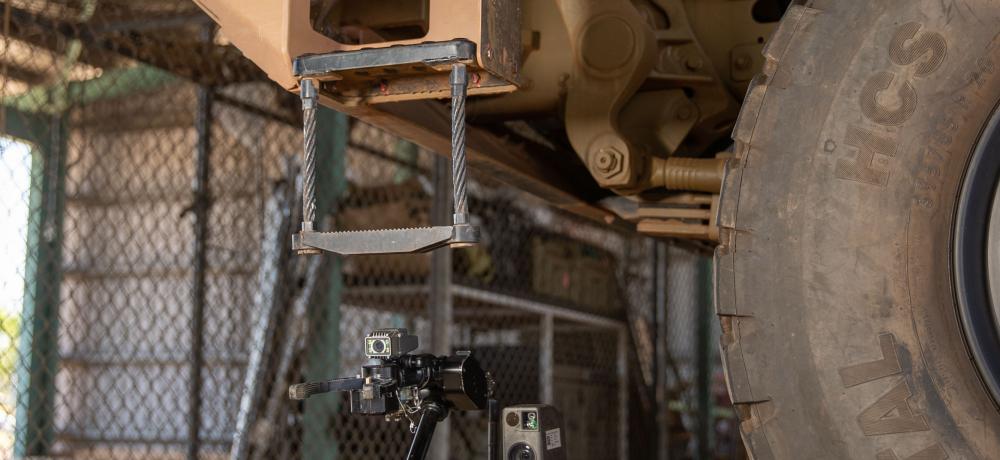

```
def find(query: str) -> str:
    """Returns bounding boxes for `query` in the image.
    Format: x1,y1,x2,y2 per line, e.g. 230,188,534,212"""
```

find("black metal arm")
405,402,448,460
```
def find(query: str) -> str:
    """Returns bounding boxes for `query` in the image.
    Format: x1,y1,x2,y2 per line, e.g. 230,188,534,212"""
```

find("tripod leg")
405,403,447,460
487,399,499,460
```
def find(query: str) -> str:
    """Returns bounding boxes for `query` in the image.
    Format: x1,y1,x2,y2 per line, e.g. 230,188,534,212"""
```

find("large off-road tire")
716,1,1000,458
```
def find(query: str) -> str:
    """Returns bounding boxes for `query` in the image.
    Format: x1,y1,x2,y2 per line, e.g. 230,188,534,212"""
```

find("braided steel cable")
300,79,318,228
450,64,469,223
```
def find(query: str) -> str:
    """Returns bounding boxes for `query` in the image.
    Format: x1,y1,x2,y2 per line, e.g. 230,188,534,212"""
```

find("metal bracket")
293,39,477,78
293,49,478,256
292,225,479,256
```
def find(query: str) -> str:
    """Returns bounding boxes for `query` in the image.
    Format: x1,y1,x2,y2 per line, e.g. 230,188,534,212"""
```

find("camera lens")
372,339,386,353
506,443,535,460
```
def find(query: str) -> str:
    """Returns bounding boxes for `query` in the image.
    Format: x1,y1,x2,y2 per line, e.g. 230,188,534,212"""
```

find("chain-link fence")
0,2,739,459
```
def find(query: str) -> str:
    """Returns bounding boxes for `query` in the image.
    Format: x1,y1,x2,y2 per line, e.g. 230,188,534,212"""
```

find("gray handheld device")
501,405,567,460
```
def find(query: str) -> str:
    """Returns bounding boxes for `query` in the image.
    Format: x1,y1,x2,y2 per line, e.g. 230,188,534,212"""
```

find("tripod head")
289,328,492,460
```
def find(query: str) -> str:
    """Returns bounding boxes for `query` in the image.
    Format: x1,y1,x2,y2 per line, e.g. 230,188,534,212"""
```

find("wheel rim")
989,180,1000,349
955,101,1000,406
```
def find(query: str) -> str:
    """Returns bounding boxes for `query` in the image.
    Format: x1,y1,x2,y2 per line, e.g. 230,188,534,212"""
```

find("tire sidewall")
726,1,1000,458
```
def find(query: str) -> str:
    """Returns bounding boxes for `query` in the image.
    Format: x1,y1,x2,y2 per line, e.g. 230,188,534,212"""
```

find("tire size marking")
835,23,948,186
876,444,949,460
835,125,897,186
838,333,948,459
839,333,902,388
914,55,997,210
858,380,930,436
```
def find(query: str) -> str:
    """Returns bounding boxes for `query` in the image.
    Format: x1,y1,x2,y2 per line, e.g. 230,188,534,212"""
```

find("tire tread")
718,4,823,458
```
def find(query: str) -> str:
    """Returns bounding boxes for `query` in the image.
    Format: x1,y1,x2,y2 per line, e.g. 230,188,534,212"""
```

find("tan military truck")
193,0,1000,458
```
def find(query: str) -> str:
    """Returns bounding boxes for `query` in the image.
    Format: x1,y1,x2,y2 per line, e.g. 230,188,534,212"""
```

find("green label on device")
522,411,539,431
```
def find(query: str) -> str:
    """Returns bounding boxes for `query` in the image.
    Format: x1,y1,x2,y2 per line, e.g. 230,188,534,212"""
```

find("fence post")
12,110,67,458
696,256,714,460
654,242,670,460
187,73,214,460
302,107,348,459
539,314,554,405
427,154,452,460
618,326,629,460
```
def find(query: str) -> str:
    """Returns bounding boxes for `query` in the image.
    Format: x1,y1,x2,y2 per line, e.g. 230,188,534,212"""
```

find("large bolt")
595,150,617,172
592,147,625,179
684,55,704,72
734,54,752,71
580,16,635,74
675,104,694,121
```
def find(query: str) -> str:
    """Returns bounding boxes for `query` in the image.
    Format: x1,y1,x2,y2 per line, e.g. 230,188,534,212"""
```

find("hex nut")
734,54,752,70
684,55,704,71
592,147,625,179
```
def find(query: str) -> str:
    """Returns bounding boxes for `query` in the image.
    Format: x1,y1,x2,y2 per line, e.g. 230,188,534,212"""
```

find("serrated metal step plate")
293,225,479,256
